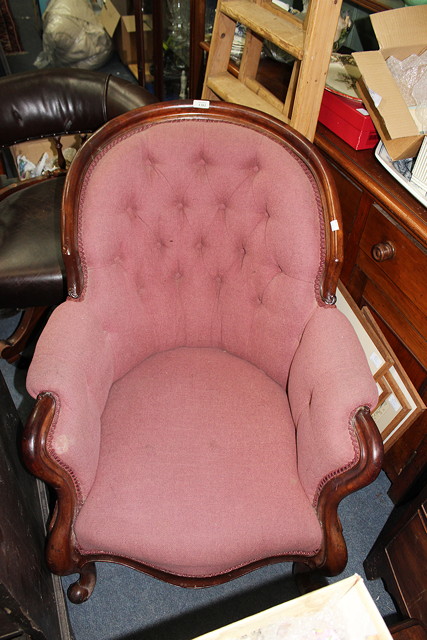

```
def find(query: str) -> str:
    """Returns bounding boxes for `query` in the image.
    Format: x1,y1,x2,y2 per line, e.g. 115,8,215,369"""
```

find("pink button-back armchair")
23,101,383,604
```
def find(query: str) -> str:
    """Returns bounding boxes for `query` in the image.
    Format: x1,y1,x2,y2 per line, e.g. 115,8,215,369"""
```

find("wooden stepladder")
202,0,343,142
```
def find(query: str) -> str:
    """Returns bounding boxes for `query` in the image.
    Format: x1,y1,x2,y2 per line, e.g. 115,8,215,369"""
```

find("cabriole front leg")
67,562,97,604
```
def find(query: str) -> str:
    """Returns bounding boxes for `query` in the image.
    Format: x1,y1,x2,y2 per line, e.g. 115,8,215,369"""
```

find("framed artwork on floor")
336,282,426,452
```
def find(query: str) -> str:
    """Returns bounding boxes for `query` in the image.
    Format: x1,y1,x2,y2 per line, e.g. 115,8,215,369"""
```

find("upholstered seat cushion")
75,347,322,577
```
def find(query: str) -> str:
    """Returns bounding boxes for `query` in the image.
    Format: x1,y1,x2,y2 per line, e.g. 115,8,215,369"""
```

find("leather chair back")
0,68,156,147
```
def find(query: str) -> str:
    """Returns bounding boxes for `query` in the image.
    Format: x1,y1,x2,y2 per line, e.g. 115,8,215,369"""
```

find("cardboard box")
100,0,152,67
192,575,393,640
111,0,133,14
319,89,379,150
353,6,427,161
10,136,83,180
128,62,154,84
116,14,136,66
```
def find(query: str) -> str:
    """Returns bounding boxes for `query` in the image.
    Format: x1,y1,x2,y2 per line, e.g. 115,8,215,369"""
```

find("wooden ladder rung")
207,73,289,122
220,0,304,60
202,0,343,141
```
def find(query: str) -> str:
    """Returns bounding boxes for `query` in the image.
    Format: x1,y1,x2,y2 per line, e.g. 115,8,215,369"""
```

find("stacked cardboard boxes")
353,5,427,161
100,0,152,74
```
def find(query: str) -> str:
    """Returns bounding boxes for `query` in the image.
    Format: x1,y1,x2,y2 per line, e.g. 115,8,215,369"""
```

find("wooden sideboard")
314,122,427,500
364,482,427,626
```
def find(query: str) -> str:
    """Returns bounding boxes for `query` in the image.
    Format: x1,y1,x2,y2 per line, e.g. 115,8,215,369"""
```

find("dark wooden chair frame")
22,101,384,604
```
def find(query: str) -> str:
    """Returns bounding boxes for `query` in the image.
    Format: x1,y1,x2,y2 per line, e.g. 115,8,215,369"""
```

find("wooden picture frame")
376,375,392,407
336,282,426,451
361,308,426,451
372,371,411,442
336,282,393,381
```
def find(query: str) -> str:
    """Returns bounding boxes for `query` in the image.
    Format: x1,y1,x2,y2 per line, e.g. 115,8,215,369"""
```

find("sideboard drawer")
359,204,427,317
357,204,427,369
328,162,363,238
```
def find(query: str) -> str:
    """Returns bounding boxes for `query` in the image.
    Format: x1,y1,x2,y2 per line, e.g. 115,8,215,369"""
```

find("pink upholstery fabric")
26,115,377,574
288,306,378,504
78,121,322,384
75,347,322,575
26,303,114,499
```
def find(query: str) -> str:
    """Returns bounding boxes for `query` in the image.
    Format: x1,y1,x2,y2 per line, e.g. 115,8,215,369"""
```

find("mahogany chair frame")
22,101,384,604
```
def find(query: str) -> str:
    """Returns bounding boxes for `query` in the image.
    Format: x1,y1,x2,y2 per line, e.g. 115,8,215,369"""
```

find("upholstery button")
175,272,182,280
157,238,171,249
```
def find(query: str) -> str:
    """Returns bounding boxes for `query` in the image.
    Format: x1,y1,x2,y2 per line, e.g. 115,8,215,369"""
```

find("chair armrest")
288,305,379,505
26,299,115,500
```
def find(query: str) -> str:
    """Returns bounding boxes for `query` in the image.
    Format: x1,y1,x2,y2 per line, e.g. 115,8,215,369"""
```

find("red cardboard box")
319,89,379,150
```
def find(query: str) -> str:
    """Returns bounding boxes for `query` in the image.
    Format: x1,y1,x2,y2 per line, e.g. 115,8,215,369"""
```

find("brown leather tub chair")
0,68,156,362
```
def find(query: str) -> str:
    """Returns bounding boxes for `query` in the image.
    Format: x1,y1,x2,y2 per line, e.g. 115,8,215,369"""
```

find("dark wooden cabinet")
390,619,427,640
364,482,427,626
0,371,71,640
313,122,427,501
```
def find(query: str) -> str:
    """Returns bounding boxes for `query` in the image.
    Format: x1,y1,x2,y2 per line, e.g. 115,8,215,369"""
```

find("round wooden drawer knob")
372,241,396,262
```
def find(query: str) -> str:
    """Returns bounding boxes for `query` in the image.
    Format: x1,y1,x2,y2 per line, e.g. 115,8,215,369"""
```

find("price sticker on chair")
193,100,210,109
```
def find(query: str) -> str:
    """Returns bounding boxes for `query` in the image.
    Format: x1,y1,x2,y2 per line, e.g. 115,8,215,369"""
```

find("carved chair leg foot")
293,562,328,595
67,563,97,604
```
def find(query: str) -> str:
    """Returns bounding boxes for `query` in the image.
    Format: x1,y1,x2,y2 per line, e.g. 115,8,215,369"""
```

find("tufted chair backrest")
64,103,341,386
